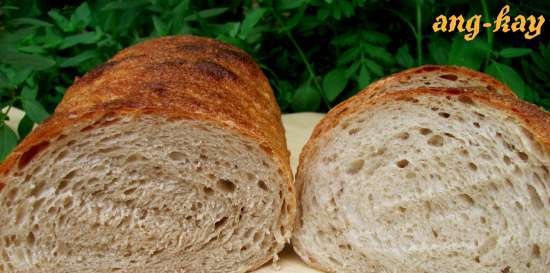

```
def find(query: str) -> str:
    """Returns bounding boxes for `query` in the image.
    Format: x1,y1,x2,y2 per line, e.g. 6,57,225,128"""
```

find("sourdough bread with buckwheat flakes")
0,36,296,273
293,87,549,273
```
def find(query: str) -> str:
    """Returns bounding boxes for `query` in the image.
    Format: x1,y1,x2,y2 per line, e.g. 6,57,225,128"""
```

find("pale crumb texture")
0,116,290,273
293,94,550,273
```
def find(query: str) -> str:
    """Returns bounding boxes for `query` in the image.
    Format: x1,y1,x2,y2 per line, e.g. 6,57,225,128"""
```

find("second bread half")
293,86,549,273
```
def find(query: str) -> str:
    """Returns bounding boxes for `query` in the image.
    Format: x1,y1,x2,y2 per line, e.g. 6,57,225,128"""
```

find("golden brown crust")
362,65,517,99
0,36,296,249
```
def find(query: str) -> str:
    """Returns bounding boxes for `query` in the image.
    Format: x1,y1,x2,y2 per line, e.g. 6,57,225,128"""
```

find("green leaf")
9,18,52,27
428,37,450,64
448,37,487,70
59,50,98,68
322,68,348,102
21,85,38,99
0,125,18,161
357,65,371,88
396,45,414,68
239,8,267,39
59,31,102,49
101,0,148,10
292,85,321,112
153,16,170,36
361,31,391,44
22,99,49,123
0,51,55,71
276,0,307,10
337,47,360,66
184,8,228,21
71,2,92,28
48,10,73,32
17,114,34,140
485,62,526,99
364,59,384,77
499,48,533,58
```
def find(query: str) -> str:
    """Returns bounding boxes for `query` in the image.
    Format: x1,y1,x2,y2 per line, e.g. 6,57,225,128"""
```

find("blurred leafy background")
0,0,549,159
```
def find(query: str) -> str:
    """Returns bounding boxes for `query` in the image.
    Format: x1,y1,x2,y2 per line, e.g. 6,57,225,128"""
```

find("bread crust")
293,87,549,272
362,65,517,98
0,36,295,271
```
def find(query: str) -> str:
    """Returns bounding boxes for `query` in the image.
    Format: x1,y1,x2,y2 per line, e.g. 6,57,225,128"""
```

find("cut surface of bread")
363,65,516,100
293,88,549,273
0,36,295,273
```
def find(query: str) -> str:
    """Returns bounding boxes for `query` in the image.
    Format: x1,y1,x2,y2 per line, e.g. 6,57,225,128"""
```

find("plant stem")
416,1,423,65
272,9,330,108
481,0,493,69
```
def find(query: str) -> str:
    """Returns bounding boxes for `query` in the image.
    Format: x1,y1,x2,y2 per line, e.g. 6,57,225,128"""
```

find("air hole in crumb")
419,128,432,135
203,186,214,195
480,216,486,224
406,172,416,179
432,228,439,238
30,181,47,197
474,256,480,263
346,159,364,174
214,216,228,229
503,155,512,165
168,151,186,161
427,135,444,147
438,112,450,118
348,128,360,135
217,179,236,192
478,236,498,255
517,152,528,161
460,149,469,157
253,232,262,242
398,132,410,140
458,95,475,104
440,74,458,81
473,122,480,128
527,184,544,210
459,193,475,205
396,159,409,168
258,180,268,191
398,206,407,213
26,232,35,244
123,188,137,195
532,244,541,258
468,162,478,171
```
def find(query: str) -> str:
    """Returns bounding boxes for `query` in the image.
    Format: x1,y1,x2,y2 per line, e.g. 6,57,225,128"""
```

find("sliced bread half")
0,36,295,273
293,87,549,273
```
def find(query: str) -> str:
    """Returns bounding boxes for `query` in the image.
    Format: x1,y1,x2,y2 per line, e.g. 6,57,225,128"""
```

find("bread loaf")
0,36,295,273
293,87,549,273
362,65,516,100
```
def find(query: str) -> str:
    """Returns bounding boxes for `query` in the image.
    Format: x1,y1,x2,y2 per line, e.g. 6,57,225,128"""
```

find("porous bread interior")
294,94,550,273
0,116,290,273
368,70,509,97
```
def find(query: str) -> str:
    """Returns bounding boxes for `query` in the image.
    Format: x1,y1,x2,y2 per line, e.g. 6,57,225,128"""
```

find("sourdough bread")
0,36,296,273
293,87,549,273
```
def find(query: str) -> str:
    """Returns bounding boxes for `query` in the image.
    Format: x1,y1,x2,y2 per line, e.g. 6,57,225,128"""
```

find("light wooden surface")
3,109,327,273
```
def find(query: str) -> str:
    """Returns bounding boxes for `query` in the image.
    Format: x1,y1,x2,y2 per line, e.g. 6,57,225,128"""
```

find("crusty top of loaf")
295,87,549,200
0,36,293,204
362,65,517,99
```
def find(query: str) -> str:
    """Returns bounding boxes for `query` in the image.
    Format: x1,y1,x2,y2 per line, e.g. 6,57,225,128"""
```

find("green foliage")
0,0,549,160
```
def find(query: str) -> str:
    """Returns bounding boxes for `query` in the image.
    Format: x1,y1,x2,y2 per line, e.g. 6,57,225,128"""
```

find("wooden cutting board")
3,108,326,273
